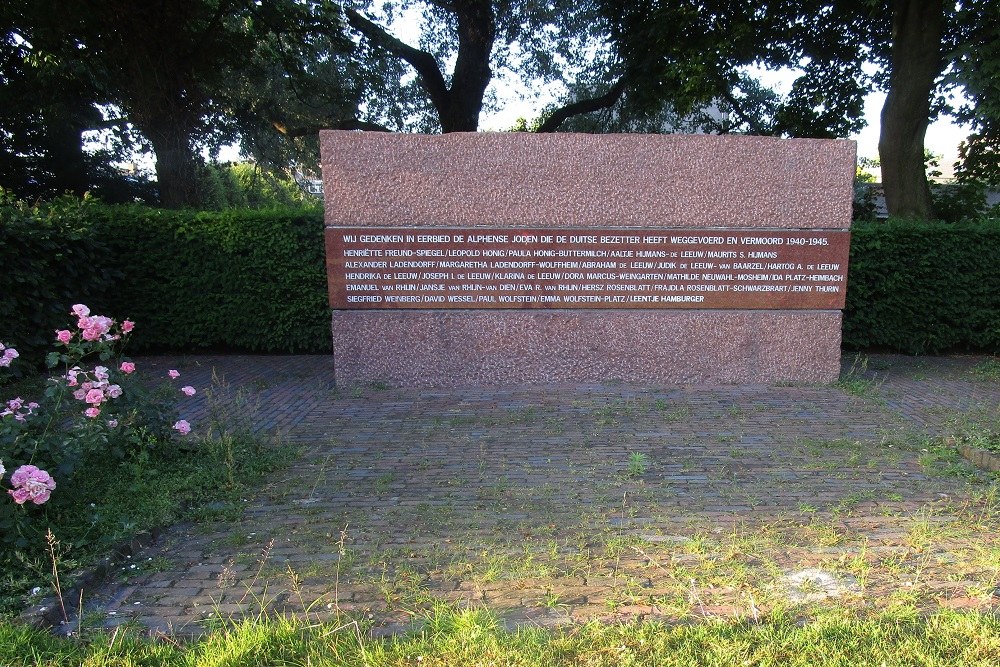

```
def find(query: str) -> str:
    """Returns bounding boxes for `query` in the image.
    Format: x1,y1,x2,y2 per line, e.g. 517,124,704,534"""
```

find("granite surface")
321,132,855,229
331,310,843,386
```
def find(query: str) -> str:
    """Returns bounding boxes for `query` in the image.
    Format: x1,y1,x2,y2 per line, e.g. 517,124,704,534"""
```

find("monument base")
331,310,842,387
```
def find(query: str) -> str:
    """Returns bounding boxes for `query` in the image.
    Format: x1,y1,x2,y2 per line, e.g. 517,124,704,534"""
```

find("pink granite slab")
331,310,843,387
321,132,855,229
320,132,854,386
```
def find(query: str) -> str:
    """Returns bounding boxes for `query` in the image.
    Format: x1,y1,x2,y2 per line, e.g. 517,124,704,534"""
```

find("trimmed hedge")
3,198,998,358
843,218,1000,354
89,206,331,353
0,196,120,371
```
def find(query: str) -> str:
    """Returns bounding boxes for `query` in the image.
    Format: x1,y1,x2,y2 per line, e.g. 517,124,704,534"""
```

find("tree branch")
719,88,767,135
271,118,391,138
344,8,450,111
535,78,628,133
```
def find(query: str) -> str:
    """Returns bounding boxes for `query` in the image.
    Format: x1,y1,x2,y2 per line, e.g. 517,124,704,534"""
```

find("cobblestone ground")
69,354,1000,635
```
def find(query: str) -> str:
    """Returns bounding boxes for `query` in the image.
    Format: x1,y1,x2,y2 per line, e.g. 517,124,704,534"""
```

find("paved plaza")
63,353,1000,635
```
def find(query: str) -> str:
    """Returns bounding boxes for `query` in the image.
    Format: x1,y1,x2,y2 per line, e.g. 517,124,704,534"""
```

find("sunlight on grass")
2,605,1000,666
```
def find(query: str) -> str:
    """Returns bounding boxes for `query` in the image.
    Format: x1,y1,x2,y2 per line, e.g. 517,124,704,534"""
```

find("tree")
877,0,945,219
4,1,359,208
949,0,1000,185
344,1,622,133
585,1,873,138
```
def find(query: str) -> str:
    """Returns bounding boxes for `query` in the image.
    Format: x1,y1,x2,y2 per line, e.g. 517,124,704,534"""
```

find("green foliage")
931,181,998,223
0,309,181,552
1,196,328,357
0,364,291,612
88,204,330,354
844,218,1000,354
0,193,119,373
201,163,315,211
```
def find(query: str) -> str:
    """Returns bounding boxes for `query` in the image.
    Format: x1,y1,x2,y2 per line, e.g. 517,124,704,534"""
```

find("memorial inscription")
326,226,850,310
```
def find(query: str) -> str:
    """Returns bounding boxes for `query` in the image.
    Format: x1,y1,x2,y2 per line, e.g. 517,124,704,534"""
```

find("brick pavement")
59,353,1000,635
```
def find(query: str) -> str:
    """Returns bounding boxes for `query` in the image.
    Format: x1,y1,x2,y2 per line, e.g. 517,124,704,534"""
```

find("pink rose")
94,366,109,381
84,407,101,418
85,389,104,405
181,386,196,397
7,398,22,411
8,465,56,505
168,370,180,379
81,327,102,342
122,320,135,333
107,384,122,399
120,361,136,374
71,304,90,318
73,388,87,401
173,419,191,435
56,330,72,344
107,419,118,428
0,347,17,366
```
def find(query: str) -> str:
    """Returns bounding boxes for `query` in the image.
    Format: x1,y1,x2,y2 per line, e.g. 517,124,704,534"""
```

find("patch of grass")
3,606,1000,666
945,406,1000,454
836,354,883,399
627,452,649,478
972,358,1000,381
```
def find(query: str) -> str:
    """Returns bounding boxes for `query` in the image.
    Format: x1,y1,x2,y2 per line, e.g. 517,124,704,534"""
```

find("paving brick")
69,353,1000,635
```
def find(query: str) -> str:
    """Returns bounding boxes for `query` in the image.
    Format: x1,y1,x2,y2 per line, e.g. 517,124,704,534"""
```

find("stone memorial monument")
320,132,854,386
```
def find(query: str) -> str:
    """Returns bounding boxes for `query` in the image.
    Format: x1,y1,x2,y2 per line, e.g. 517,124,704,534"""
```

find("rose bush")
1,305,196,547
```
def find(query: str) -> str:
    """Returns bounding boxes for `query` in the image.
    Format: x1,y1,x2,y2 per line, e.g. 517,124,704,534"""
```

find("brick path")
63,354,1000,635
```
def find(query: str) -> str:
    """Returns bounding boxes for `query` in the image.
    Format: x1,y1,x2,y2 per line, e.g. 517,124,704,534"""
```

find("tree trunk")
878,0,944,219
140,114,203,209
439,1,495,133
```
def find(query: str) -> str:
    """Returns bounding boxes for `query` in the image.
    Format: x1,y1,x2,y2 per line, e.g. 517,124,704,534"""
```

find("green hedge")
843,218,1000,354
3,198,998,359
89,206,330,353
0,196,120,371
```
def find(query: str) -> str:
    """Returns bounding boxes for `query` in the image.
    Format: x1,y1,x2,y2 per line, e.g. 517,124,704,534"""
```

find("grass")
945,405,1000,454
2,605,1000,666
972,358,1000,381
836,354,884,399
0,375,294,615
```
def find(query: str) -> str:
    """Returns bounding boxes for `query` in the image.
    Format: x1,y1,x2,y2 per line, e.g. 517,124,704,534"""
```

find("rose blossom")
107,419,118,428
173,419,191,435
85,389,105,405
107,384,123,399
168,369,180,379
73,388,87,401
120,361,136,374
81,326,102,342
8,465,56,505
0,347,17,367
71,304,90,318
122,320,135,333
84,407,101,418
56,329,72,344
181,386,196,397
94,366,109,381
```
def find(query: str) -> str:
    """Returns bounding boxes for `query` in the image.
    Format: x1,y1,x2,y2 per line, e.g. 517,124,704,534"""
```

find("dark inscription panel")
325,227,851,310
